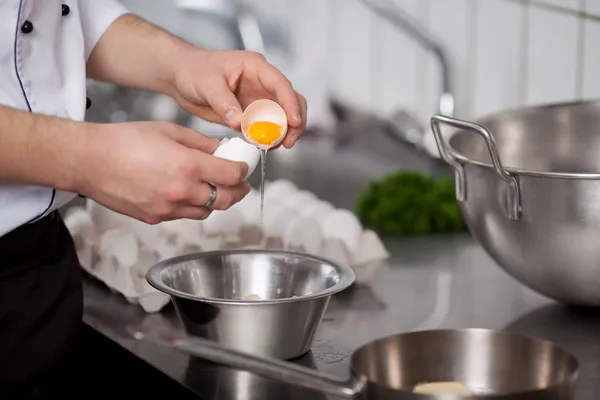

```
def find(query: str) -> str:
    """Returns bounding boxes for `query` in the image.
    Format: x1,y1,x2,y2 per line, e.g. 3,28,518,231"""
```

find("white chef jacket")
0,0,129,238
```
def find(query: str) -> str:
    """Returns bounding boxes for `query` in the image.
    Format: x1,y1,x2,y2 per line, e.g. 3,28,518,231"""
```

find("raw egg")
241,99,288,149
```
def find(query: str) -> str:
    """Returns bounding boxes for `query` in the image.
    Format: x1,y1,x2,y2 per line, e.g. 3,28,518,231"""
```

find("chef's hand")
81,121,250,224
169,50,308,149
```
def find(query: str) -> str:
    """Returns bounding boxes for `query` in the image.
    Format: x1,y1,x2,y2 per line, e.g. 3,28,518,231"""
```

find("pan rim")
349,327,580,398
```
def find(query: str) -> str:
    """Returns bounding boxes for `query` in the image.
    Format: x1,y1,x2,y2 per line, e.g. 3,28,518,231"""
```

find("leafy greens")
355,171,467,235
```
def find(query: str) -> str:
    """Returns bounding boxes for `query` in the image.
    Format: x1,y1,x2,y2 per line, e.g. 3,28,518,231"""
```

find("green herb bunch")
355,171,467,235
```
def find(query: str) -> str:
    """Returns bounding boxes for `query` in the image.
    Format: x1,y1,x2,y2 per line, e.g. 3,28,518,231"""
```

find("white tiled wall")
472,0,525,117
246,0,600,121
123,0,600,121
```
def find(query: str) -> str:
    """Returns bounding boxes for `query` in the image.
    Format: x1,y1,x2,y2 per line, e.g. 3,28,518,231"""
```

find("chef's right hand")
79,120,250,224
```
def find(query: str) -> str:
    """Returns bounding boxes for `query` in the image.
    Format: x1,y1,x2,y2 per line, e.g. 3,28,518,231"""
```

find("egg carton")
65,205,172,313
64,179,390,313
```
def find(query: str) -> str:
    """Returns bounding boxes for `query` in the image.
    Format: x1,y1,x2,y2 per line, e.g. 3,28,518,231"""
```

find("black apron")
0,211,83,399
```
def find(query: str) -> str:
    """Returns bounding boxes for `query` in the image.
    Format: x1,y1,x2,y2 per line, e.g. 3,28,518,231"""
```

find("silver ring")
204,183,217,209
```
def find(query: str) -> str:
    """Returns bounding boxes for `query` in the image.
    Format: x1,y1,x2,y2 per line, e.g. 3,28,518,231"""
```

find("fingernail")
225,108,241,126
293,114,302,124
240,162,249,178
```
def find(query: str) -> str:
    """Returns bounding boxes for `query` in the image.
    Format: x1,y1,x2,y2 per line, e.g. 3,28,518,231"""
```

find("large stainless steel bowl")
431,100,600,307
147,249,355,359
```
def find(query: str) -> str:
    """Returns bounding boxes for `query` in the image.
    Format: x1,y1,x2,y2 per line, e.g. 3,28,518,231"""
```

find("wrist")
64,122,105,195
0,106,103,193
163,45,206,98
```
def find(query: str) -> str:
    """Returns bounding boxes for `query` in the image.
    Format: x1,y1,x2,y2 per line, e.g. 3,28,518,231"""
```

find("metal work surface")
83,236,600,400
82,125,600,399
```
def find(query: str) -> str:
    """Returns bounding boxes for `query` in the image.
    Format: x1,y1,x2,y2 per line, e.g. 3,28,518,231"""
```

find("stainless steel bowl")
146,249,355,359
431,101,600,307
131,327,579,399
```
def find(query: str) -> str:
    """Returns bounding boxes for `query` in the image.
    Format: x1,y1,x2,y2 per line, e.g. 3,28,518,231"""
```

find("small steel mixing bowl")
147,249,355,359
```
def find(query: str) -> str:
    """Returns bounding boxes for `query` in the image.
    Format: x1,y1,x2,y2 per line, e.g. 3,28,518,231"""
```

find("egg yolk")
248,121,282,145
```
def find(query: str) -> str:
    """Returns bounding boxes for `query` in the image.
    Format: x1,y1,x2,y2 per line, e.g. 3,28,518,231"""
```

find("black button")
86,97,91,109
62,4,70,16
21,20,33,34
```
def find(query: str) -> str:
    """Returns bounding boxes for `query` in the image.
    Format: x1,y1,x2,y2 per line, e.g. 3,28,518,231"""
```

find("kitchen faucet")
174,0,265,52
359,0,454,117
360,0,455,152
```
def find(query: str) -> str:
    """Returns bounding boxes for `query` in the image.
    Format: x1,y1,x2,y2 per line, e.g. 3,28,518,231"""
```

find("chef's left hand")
171,50,307,149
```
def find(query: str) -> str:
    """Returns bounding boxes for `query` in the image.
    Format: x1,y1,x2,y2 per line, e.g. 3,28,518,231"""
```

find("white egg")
86,199,131,234
98,228,139,268
202,208,246,241
283,215,323,254
212,137,260,179
138,293,171,313
158,219,201,243
197,236,224,252
320,238,351,268
262,202,298,238
125,218,164,250
241,99,288,150
232,189,262,227
63,206,95,242
283,190,318,210
352,229,390,266
265,179,298,201
322,209,363,255
302,200,335,221
351,229,389,285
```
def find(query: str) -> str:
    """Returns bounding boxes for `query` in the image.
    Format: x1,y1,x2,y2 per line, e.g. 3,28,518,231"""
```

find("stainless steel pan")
130,326,578,399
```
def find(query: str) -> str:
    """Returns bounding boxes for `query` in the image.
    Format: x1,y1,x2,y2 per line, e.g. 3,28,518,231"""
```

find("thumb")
202,75,243,129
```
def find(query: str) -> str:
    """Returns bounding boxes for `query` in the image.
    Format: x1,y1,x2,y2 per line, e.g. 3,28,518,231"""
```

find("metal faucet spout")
174,0,265,53
360,0,455,117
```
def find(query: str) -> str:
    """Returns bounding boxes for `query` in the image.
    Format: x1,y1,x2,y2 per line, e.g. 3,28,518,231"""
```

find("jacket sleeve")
78,0,130,60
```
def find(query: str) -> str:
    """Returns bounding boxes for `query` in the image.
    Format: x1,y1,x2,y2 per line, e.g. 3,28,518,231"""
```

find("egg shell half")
212,137,260,179
241,99,288,150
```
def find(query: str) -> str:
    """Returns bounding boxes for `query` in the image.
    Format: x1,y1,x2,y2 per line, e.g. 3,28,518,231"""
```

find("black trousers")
0,212,83,399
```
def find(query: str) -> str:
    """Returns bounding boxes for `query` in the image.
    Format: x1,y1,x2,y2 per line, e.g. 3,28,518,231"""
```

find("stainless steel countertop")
82,123,600,399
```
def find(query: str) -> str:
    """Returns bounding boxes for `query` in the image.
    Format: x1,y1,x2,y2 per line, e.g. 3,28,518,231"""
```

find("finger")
194,151,249,186
174,98,226,126
199,75,243,129
282,92,307,149
257,64,302,127
164,122,221,153
188,181,251,211
162,207,213,222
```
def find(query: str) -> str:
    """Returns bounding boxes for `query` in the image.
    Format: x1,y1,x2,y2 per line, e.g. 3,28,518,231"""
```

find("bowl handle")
430,114,521,220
